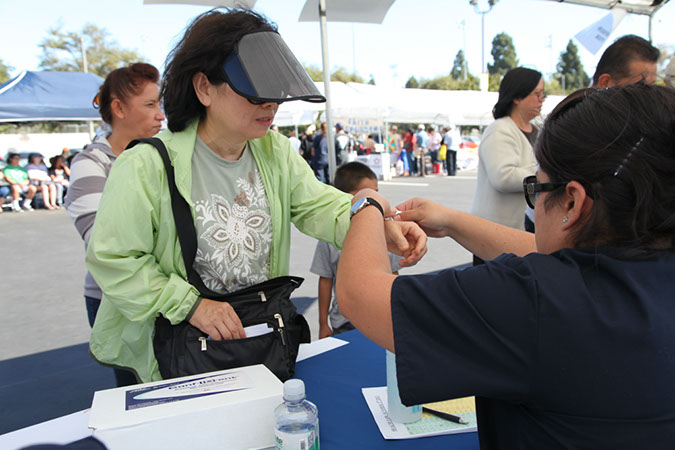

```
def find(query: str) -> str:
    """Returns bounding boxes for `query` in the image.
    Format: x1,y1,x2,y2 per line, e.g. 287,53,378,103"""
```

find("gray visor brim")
225,31,326,104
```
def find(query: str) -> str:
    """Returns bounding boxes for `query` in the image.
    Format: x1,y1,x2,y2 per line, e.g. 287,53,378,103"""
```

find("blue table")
294,330,480,449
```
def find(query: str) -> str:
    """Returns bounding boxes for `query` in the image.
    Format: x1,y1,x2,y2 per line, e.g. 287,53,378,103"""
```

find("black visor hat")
223,31,326,105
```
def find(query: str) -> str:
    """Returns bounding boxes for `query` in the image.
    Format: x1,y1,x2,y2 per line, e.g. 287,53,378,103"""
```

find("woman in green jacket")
86,8,426,383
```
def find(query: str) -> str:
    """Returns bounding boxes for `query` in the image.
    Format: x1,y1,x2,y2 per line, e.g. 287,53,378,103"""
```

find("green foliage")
420,73,480,91
544,77,563,95
303,65,365,83
451,49,468,81
304,65,324,82
488,32,519,77
39,23,145,78
488,74,501,92
405,76,419,89
0,58,13,84
331,67,365,83
554,40,590,92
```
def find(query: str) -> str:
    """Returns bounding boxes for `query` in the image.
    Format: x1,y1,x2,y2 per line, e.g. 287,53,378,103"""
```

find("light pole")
469,0,498,91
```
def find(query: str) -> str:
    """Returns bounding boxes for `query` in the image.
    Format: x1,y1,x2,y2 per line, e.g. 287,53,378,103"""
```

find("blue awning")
0,70,104,122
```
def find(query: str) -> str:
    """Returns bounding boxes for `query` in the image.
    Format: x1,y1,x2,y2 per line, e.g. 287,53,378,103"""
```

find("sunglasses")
522,175,568,209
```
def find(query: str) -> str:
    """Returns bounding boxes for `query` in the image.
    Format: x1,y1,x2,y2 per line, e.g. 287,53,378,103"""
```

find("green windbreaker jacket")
86,120,351,382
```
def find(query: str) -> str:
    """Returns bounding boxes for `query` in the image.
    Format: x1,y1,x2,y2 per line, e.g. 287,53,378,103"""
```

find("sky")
1,0,674,89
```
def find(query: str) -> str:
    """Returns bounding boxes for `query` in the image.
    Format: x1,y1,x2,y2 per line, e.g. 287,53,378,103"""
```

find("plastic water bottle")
386,350,422,423
274,379,320,450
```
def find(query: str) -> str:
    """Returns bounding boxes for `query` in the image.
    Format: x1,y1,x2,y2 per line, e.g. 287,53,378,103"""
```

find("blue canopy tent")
0,70,104,122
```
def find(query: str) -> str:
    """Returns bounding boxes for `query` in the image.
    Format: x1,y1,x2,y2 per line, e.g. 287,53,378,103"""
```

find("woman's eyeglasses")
522,175,568,209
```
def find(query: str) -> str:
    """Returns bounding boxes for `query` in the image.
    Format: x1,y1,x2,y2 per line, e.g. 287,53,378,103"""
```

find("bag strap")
127,138,207,292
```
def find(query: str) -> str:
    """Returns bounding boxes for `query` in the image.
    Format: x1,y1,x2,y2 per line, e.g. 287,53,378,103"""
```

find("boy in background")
310,162,403,338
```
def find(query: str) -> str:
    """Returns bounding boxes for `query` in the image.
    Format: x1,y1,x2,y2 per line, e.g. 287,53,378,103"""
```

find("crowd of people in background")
0,148,73,212
290,119,464,184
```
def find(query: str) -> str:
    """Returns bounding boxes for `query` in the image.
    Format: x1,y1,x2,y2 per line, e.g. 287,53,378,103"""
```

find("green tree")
0,58,13,84
421,75,454,90
331,67,365,83
458,73,480,90
302,65,365,83
544,77,563,95
554,39,590,92
405,76,419,88
488,32,519,78
419,72,480,91
304,65,324,82
39,23,144,78
451,49,468,81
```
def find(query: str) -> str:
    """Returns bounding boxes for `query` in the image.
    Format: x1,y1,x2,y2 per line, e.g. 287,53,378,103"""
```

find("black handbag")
127,138,311,381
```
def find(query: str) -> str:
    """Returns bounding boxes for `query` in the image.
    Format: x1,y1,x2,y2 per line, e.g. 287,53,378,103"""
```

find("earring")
562,216,569,223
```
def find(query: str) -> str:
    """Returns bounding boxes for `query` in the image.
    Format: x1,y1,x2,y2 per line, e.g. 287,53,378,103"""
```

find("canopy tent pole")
319,0,337,183
80,35,96,140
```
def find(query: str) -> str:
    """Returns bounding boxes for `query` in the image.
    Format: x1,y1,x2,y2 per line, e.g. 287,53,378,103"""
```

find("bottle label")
274,428,318,450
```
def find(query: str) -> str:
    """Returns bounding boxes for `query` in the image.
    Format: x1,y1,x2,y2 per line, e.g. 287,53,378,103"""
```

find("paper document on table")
362,387,477,439
296,337,349,362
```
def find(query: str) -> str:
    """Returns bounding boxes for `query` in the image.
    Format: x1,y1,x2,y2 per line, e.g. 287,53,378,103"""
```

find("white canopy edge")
542,0,670,16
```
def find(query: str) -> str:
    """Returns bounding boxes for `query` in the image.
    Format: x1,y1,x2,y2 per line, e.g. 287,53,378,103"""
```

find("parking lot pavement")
0,171,477,433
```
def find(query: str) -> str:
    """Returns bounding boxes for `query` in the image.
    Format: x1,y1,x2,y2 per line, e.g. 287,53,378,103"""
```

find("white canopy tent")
289,82,565,130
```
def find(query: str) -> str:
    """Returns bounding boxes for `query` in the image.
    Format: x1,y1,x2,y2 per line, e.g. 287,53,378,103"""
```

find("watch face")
350,197,367,216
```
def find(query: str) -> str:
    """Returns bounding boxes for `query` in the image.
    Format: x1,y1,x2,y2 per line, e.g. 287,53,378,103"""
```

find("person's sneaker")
12,203,22,212
21,204,33,211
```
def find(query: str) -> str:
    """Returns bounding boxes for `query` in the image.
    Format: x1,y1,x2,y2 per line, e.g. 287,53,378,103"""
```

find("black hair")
592,35,660,86
161,8,277,132
492,67,542,119
535,83,675,256
333,162,377,193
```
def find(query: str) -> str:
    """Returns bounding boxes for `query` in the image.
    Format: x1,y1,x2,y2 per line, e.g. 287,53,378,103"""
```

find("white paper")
296,337,349,362
362,387,477,440
244,323,274,338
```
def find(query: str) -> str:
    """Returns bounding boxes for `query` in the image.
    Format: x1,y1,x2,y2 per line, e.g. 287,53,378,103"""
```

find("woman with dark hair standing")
470,67,544,249
85,8,425,384
338,83,675,449
65,62,164,386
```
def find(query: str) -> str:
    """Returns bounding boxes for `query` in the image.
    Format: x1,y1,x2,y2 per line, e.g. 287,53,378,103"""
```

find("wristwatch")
350,197,384,220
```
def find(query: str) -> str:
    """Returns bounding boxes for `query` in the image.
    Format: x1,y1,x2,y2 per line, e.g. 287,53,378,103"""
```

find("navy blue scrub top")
391,248,675,450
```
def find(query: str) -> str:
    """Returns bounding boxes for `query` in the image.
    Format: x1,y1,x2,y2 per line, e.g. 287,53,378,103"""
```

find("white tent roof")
277,82,565,128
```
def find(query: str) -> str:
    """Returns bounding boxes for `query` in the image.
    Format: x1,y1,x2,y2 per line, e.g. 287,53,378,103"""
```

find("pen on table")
422,407,469,425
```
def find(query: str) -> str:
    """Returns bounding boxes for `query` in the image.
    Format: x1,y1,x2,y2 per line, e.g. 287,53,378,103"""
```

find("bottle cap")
283,378,305,402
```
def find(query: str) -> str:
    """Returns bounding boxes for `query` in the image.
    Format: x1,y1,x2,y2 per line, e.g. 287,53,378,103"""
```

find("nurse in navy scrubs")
337,83,675,449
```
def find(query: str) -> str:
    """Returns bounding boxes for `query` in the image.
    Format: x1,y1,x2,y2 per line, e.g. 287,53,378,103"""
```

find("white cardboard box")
88,364,283,450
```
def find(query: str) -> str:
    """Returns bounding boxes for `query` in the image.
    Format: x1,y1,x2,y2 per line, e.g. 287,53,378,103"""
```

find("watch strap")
351,196,384,219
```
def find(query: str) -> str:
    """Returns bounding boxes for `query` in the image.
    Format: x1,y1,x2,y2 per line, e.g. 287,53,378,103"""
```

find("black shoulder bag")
127,138,311,381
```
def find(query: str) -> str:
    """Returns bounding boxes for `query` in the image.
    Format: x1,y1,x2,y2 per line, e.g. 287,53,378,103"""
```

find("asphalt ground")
0,170,477,435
